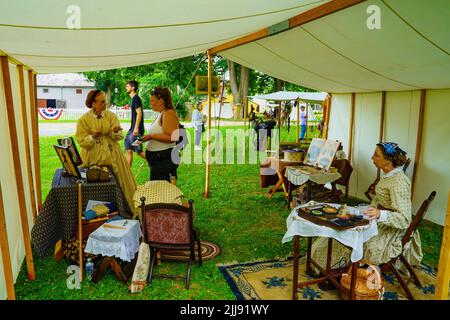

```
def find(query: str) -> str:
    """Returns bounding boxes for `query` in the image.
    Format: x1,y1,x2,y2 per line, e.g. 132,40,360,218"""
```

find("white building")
36,73,95,109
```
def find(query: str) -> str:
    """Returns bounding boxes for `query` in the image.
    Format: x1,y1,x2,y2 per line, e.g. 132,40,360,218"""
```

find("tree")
227,60,249,119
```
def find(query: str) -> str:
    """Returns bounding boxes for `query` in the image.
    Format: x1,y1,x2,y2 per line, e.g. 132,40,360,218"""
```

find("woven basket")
339,266,384,300
283,150,304,162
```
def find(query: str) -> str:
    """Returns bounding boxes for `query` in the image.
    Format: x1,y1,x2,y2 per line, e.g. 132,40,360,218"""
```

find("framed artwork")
303,138,325,166
316,139,340,171
195,76,220,95
54,145,82,179
57,137,82,166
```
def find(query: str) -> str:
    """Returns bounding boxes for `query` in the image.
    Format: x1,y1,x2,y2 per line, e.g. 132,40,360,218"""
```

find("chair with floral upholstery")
140,197,202,289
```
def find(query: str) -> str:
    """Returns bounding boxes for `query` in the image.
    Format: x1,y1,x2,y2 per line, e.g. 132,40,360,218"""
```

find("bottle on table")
85,258,94,281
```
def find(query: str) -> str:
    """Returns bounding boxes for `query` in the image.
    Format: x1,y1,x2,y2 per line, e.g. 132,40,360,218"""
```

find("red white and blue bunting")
38,108,63,120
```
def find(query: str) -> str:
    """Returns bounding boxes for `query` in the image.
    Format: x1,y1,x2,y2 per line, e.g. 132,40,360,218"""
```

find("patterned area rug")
218,257,444,300
160,241,221,261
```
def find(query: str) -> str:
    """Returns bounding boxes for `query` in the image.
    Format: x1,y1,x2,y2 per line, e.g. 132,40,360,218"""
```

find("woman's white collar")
382,166,403,179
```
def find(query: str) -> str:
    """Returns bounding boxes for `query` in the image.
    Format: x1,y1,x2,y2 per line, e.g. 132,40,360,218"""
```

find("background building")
36,73,95,109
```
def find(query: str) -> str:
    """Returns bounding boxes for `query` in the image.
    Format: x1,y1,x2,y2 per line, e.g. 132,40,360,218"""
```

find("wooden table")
265,158,303,200
92,255,137,284
285,166,341,209
85,219,141,284
292,236,359,300
289,207,371,300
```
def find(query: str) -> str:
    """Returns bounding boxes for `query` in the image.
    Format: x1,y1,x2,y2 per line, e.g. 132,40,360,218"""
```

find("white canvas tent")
252,90,326,121
1,0,450,300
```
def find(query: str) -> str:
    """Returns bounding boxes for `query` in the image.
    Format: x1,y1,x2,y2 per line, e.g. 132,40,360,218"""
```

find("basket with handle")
339,265,384,300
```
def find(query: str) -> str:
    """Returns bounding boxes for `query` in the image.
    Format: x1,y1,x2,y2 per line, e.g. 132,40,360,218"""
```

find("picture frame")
303,138,325,166
195,76,220,95
316,139,339,171
54,145,82,179
57,137,82,166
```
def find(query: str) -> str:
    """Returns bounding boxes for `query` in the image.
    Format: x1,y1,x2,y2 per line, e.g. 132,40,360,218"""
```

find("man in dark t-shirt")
125,80,146,166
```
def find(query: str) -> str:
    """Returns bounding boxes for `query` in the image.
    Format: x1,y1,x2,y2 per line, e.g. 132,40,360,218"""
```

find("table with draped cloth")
31,168,132,258
285,165,341,208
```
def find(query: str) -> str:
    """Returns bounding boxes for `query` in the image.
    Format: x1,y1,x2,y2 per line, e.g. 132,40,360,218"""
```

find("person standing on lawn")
125,80,146,167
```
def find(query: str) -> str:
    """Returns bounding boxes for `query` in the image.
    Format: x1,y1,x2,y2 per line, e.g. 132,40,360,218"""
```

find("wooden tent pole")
0,56,35,280
243,96,247,160
435,191,450,300
305,102,308,140
324,94,332,139
17,65,38,223
204,51,212,198
346,93,355,198
77,181,83,282
0,183,16,300
28,71,42,208
296,98,300,143
411,89,426,198
377,91,386,179
278,101,282,144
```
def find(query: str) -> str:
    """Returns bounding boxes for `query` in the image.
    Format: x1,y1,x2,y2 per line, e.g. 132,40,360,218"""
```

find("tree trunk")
227,60,250,119
105,83,113,107
275,78,284,91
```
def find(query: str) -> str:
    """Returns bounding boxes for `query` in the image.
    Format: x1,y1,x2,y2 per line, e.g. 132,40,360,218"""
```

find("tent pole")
377,91,386,180
346,93,355,198
321,99,326,139
204,51,212,198
278,101,282,144
411,89,426,198
18,65,38,224
324,94,332,139
296,98,300,143
0,56,35,280
28,71,42,208
243,96,247,161
435,191,450,300
305,102,309,140
0,183,16,300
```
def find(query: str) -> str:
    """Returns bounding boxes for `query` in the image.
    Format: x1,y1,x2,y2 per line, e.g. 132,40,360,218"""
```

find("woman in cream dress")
311,142,422,271
75,90,137,217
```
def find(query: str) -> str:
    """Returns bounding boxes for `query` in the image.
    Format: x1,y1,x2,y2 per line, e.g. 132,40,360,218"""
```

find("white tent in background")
1,0,450,300
252,90,327,121
253,91,327,103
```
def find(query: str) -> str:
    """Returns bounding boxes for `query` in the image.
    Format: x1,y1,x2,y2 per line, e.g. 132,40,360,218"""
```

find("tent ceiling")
220,0,450,93
0,0,330,73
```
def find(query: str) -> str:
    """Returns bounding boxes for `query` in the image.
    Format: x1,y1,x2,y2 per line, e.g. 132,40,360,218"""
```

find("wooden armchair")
379,191,436,300
140,197,202,290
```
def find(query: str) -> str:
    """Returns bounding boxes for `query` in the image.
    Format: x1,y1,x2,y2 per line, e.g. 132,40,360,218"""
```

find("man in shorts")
125,80,146,166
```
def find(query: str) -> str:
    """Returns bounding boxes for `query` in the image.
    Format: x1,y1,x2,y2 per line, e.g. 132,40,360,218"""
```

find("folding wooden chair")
140,197,202,289
379,191,436,300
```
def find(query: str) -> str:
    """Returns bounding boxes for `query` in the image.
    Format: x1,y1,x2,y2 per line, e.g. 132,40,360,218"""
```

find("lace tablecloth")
85,219,142,262
285,166,341,186
282,202,378,262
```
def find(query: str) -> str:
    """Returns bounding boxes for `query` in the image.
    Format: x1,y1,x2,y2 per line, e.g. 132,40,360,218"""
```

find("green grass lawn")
14,126,443,299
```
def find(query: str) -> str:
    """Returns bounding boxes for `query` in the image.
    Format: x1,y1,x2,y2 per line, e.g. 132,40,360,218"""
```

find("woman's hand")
111,126,122,133
92,130,102,139
141,134,152,142
363,207,381,220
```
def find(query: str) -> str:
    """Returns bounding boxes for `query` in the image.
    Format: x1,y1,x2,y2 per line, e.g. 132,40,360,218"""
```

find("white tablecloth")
285,166,341,186
85,219,142,262
282,202,378,262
